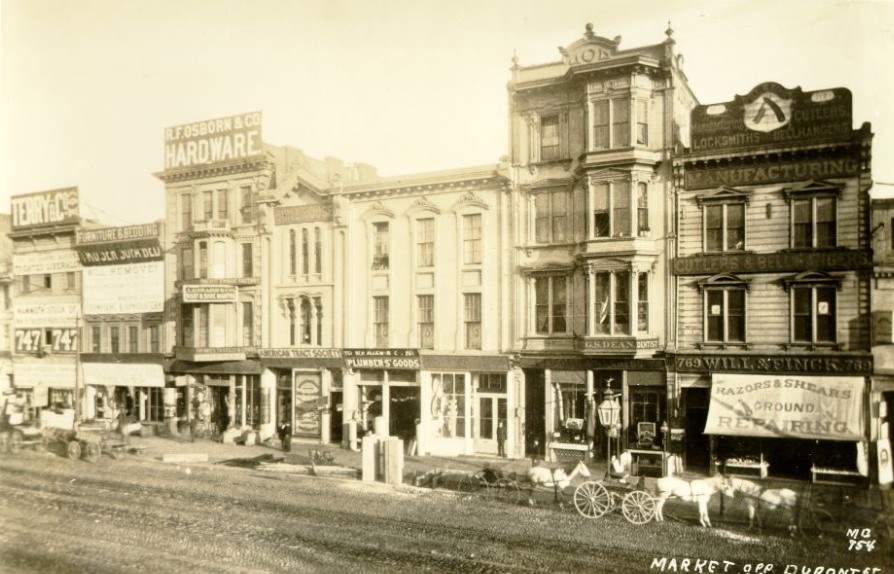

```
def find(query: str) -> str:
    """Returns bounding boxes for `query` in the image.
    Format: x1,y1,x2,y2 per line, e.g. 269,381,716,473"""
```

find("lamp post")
596,379,620,480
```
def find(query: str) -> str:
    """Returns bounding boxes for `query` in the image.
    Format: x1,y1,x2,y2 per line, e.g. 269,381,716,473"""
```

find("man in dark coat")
278,420,292,452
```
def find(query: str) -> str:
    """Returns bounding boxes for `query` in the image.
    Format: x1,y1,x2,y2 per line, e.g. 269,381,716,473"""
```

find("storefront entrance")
524,369,545,457
683,388,710,471
475,395,507,454
388,386,419,444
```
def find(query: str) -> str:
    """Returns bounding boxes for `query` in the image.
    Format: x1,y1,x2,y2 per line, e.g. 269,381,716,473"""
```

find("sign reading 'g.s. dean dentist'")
164,111,263,170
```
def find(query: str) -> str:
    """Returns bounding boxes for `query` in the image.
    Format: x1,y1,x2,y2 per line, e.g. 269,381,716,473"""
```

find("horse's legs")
747,504,756,530
654,495,666,522
699,500,712,528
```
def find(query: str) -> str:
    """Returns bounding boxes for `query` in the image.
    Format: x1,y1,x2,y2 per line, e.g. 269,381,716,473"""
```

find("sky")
2,0,893,226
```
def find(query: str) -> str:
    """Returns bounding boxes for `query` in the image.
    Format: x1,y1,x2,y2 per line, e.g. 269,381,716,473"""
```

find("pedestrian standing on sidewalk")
497,420,507,457
278,420,292,452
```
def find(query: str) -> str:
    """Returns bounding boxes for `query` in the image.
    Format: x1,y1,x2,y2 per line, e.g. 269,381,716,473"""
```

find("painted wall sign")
259,348,343,359
690,83,853,153
684,157,861,190
182,284,238,303
673,353,873,375
581,337,659,353
77,223,160,244
703,373,864,441
83,363,164,388
10,187,79,231
164,111,263,170
13,360,77,388
274,204,332,225
293,374,321,435
13,302,80,328
83,262,164,314
12,250,82,275
672,249,871,276
77,239,163,266
344,348,420,370
15,328,79,353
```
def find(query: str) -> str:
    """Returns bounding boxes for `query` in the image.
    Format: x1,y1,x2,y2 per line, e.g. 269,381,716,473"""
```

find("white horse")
727,477,799,531
526,459,591,506
654,474,735,527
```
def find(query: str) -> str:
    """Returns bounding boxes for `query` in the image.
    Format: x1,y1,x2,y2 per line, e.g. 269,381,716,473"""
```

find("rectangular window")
593,183,609,237
593,270,636,336
374,296,389,347
92,326,101,353
637,272,649,332
417,218,435,267
464,293,482,349
612,182,631,237
301,229,309,275
242,302,253,347
110,327,120,354
198,306,209,347
535,189,568,244
593,182,633,238
793,286,836,343
288,300,296,346
182,247,194,280
636,100,648,145
128,326,138,353
216,189,228,220
629,389,664,446
418,295,434,349
706,289,746,343
181,306,194,347
289,230,297,276
534,276,567,335
432,373,466,438
198,242,207,279
705,203,745,252
612,99,629,148
22,275,31,294
242,243,253,278
203,190,213,221
593,101,609,149
372,222,389,270
793,196,836,248
240,186,253,224
613,271,630,335
65,271,76,291
637,183,649,235
314,227,322,274
182,193,193,228
43,274,52,289
463,214,482,265
149,325,160,353
540,115,560,161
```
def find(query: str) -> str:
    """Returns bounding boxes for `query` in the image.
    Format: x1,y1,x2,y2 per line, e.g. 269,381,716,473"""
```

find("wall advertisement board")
13,302,80,328
82,262,164,314
164,112,263,170
10,187,79,231
13,251,81,275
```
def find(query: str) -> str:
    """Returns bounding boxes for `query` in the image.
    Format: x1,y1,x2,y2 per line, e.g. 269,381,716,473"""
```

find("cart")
572,477,657,524
456,467,522,505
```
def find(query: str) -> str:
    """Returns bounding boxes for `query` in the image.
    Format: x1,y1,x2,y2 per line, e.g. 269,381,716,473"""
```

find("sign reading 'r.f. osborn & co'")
164,112,263,170
689,83,853,154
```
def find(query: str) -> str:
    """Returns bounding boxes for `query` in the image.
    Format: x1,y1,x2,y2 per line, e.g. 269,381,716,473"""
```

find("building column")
260,369,276,441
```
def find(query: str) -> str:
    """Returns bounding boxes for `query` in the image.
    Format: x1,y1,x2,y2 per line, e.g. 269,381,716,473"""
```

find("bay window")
592,180,637,238
592,98,631,150
593,270,649,336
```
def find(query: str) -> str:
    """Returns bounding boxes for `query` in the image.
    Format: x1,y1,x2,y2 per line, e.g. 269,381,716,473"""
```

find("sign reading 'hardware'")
164,112,263,170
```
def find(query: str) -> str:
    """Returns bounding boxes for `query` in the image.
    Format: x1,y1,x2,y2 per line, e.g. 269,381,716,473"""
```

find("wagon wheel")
488,478,521,505
457,474,482,499
8,430,23,455
83,441,101,463
622,490,656,524
67,440,82,460
574,481,612,518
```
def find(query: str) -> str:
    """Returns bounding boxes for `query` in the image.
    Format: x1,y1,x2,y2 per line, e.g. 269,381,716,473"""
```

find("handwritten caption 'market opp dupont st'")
649,558,882,574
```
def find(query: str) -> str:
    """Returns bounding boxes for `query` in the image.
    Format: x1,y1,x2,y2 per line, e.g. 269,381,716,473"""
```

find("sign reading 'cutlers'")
690,83,852,154
164,112,263,170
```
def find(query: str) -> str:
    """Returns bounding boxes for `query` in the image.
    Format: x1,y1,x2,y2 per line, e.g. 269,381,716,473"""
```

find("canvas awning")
82,363,165,388
703,373,865,441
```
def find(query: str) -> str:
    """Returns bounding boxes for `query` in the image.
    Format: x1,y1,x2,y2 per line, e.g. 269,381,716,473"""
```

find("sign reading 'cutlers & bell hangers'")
164,111,263,170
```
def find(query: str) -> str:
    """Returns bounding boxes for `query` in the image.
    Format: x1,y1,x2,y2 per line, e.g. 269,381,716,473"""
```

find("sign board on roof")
10,187,80,231
164,112,263,170
690,83,853,154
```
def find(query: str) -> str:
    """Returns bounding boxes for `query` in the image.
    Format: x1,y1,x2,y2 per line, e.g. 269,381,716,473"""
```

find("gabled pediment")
697,273,750,292
696,186,752,206
559,24,621,66
782,180,841,201
587,168,632,184
361,201,395,220
782,270,842,290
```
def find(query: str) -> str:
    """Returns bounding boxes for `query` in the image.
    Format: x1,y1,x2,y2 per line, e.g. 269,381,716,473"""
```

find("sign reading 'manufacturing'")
164,111,263,170
703,374,864,441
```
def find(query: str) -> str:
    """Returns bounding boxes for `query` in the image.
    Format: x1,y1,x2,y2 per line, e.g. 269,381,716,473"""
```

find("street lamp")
596,379,620,480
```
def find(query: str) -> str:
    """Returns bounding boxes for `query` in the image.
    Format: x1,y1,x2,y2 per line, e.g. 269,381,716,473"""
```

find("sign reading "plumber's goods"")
164,112,263,170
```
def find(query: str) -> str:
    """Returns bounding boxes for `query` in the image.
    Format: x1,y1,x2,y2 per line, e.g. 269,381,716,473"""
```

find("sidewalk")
125,433,894,531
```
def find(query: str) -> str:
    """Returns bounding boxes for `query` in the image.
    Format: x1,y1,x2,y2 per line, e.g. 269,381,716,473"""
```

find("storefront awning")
421,355,509,372
82,363,165,388
168,360,263,375
704,373,865,441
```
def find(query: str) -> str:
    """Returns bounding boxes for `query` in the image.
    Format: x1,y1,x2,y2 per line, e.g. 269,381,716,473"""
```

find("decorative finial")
665,20,674,39
584,22,595,39
511,49,519,69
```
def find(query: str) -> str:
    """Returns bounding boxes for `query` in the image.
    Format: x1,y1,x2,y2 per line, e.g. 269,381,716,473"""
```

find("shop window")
203,190,213,221
418,295,434,349
416,218,435,267
432,373,466,438
146,387,163,422
372,222,389,270
704,202,745,252
784,271,840,346
534,189,568,244
699,275,748,344
217,189,228,220
592,181,633,238
540,114,560,161
182,192,193,229
628,388,664,448
534,275,568,335
462,214,482,265
552,378,587,443
128,325,138,353
242,243,253,278
374,296,389,347
239,186,253,224
464,293,481,349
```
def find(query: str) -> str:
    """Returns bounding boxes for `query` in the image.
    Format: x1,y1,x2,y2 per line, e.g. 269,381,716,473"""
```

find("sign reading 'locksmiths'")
10,187,80,231
344,348,420,370
164,112,263,170
690,83,852,154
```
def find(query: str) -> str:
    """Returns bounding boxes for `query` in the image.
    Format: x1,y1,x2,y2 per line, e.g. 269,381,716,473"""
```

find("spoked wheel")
67,440,82,460
573,481,612,518
488,478,521,505
8,431,23,455
622,490,656,524
83,441,101,463
457,474,483,499
797,507,836,537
